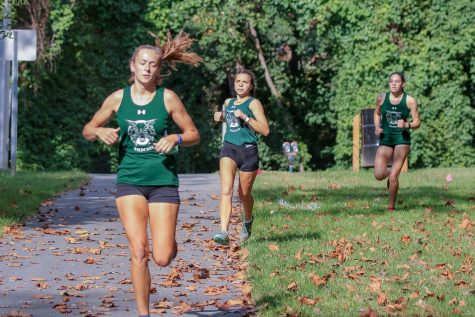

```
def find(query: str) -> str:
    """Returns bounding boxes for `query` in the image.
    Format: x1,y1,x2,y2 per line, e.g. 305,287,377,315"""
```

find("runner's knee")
239,190,253,201
152,251,174,267
221,186,233,196
374,170,386,180
129,244,149,266
388,173,399,184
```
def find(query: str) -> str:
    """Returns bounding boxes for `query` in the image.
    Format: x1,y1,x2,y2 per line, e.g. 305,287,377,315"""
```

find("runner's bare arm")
214,98,232,122
247,99,270,136
83,90,123,144
163,88,200,147
407,95,420,129
374,93,385,135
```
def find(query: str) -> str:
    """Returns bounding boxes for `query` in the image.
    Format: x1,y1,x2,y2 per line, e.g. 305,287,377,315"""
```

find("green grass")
246,168,474,316
0,171,88,236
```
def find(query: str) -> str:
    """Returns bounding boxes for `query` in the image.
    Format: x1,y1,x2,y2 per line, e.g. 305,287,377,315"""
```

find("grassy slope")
246,168,474,316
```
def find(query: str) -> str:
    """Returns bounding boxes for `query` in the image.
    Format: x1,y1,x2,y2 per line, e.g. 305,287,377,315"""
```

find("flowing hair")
129,31,202,84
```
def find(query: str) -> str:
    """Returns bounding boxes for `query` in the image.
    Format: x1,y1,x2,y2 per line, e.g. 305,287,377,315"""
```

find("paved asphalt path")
0,174,254,317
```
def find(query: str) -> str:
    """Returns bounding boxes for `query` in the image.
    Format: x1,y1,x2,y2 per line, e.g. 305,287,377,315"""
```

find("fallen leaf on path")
192,268,209,280
153,300,173,309
33,294,53,299
204,285,228,295
172,302,192,314
35,282,49,289
3,311,32,317
41,199,55,207
216,298,247,310
53,303,72,313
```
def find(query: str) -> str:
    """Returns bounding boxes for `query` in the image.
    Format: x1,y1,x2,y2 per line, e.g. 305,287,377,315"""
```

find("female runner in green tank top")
374,72,420,211
212,69,270,245
82,32,201,317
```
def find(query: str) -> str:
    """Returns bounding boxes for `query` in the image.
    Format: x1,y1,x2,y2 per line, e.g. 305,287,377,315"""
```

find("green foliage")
329,0,475,167
15,0,474,172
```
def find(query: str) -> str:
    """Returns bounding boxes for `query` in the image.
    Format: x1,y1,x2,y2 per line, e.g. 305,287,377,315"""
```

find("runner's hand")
154,135,178,154
234,109,244,119
396,119,406,128
374,126,383,136
214,111,223,122
96,127,120,145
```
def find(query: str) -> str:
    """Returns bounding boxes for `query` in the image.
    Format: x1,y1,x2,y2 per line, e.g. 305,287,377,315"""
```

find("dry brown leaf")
209,194,220,200
53,303,72,313
415,300,434,312
153,300,173,309
192,268,210,280
35,282,49,289
267,243,279,251
460,218,472,230
359,306,378,317
328,183,341,190
377,292,388,306
4,310,32,317
204,285,228,295
41,199,55,207
385,297,406,312
440,270,455,279
298,297,320,305
287,281,298,291
309,273,327,286
454,280,469,287
172,301,193,314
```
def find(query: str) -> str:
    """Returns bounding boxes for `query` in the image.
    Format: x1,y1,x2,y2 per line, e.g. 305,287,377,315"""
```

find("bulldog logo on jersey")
127,119,157,147
386,111,401,127
225,110,240,132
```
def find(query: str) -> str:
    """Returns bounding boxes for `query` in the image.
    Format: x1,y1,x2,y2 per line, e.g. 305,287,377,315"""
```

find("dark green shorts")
379,130,410,146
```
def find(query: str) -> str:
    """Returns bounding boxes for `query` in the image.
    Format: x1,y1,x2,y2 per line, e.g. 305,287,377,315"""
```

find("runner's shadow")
252,231,321,243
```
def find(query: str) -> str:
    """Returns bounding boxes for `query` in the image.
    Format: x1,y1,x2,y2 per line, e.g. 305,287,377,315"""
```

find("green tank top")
116,86,178,186
223,97,257,145
380,92,411,145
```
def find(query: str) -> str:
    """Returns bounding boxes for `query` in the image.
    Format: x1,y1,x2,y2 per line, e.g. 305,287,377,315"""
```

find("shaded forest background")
11,0,475,172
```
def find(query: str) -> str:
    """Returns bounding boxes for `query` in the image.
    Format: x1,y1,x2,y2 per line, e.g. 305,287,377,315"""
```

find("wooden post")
352,114,360,172
402,157,408,172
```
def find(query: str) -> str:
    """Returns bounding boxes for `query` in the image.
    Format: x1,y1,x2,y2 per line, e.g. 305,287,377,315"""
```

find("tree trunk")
248,19,283,107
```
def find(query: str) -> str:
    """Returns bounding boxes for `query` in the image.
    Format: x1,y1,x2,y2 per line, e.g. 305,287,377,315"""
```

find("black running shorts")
219,141,259,172
115,183,180,204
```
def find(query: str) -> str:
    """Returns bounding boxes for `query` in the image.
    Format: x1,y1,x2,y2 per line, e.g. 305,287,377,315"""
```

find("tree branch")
248,19,283,105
